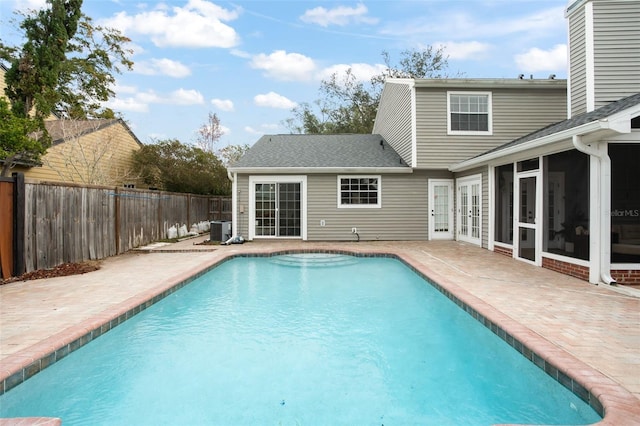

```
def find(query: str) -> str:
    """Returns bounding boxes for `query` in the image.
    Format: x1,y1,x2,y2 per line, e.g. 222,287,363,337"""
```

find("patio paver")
1,238,639,424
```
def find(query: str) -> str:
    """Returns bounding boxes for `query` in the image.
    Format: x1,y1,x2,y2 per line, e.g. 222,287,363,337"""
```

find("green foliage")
133,139,231,195
0,99,49,176
0,0,133,175
2,0,83,119
218,143,250,167
285,47,451,134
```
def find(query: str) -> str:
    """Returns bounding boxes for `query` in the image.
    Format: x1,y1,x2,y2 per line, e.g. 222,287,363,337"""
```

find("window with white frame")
338,176,381,208
448,92,492,134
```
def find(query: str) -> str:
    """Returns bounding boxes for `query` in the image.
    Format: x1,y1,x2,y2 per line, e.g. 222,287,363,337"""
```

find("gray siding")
235,174,251,238
569,7,588,116
372,82,414,165
236,171,454,241
593,1,640,107
414,88,567,169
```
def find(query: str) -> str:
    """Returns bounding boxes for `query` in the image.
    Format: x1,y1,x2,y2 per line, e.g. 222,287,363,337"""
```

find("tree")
0,0,133,176
218,143,250,167
0,99,47,176
195,112,224,153
133,139,230,195
285,47,451,134
40,119,139,186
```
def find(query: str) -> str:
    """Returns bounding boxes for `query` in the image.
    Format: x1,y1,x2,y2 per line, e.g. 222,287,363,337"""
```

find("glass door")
428,179,454,240
457,175,482,246
254,182,301,237
516,174,537,262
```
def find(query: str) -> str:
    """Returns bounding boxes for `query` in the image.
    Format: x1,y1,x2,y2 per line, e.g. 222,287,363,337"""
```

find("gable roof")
451,92,640,171
229,134,411,173
45,118,143,147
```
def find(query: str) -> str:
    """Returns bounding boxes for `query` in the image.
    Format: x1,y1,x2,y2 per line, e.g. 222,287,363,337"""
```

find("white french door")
457,175,482,246
428,179,454,240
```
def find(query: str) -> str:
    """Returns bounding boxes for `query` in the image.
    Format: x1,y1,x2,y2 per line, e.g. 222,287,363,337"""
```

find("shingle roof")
481,92,640,157
230,134,409,169
44,118,143,147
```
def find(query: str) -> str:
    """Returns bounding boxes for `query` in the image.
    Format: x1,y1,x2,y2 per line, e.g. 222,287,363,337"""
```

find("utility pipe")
572,135,616,285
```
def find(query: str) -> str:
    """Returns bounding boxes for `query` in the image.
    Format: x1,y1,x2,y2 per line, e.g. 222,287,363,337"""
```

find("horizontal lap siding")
235,174,250,238
306,173,431,241
593,1,640,106
415,88,567,169
570,8,588,116
373,82,414,165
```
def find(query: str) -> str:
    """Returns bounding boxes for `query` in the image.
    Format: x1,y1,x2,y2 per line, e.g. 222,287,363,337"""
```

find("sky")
1,0,570,150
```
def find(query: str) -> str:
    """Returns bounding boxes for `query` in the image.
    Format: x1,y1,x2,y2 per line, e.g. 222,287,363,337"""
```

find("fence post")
13,172,25,276
114,186,121,254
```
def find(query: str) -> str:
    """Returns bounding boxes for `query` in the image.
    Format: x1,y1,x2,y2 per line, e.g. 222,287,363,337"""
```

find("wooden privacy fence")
0,174,231,277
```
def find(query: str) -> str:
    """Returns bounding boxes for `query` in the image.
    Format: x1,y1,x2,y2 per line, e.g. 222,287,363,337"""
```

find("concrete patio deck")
1,237,639,425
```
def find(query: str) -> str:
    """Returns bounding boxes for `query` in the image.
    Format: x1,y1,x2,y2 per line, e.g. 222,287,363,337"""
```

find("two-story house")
228,0,639,285
228,79,567,243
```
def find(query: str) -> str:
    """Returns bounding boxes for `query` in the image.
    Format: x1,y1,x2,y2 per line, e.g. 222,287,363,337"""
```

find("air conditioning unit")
210,220,232,242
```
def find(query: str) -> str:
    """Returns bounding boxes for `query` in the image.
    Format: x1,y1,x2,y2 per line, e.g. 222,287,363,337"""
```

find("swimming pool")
0,253,601,425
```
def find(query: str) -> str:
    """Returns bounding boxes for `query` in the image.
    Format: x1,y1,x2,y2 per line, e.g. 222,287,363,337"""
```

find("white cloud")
211,98,235,111
168,89,205,105
317,63,386,82
100,0,241,48
300,3,378,27
515,44,567,73
250,50,316,81
436,41,491,60
244,126,262,135
254,92,297,109
12,0,46,11
107,87,204,112
104,97,149,113
135,58,191,78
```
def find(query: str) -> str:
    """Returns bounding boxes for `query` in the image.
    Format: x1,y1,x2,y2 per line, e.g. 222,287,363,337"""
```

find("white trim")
488,165,495,251
337,175,382,209
231,171,237,237
248,175,307,241
456,174,482,246
411,83,418,168
428,178,454,240
447,91,493,135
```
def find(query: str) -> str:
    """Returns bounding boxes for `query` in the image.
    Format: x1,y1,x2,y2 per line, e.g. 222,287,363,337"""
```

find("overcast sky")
1,0,569,149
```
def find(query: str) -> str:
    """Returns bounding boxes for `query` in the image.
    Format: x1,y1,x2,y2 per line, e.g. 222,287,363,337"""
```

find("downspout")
572,135,616,285
227,170,238,239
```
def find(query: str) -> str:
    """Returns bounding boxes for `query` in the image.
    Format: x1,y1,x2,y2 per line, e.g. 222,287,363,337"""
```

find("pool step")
270,253,358,268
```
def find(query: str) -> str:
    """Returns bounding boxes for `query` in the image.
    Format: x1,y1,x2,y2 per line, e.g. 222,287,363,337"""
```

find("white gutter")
572,135,615,285
449,120,605,172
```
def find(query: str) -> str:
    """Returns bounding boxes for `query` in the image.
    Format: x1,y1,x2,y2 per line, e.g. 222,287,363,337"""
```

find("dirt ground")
1,261,101,285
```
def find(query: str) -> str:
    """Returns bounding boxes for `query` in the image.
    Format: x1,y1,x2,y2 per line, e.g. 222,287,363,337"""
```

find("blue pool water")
0,254,601,425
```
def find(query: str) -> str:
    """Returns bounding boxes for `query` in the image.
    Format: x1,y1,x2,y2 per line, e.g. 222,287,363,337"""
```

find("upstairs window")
448,92,492,135
338,176,381,208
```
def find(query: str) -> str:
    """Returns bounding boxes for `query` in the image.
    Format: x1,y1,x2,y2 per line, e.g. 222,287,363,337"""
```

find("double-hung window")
448,92,492,135
338,175,381,208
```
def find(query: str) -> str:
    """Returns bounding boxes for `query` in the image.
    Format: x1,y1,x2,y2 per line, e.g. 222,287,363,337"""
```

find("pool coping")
1,248,639,425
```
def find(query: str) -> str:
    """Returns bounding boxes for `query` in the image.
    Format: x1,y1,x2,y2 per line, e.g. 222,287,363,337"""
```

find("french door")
457,175,482,246
428,179,454,240
250,176,306,239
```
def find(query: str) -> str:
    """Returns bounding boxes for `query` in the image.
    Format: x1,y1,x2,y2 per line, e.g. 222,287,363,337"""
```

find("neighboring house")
1,65,145,188
230,0,639,285
15,118,144,187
